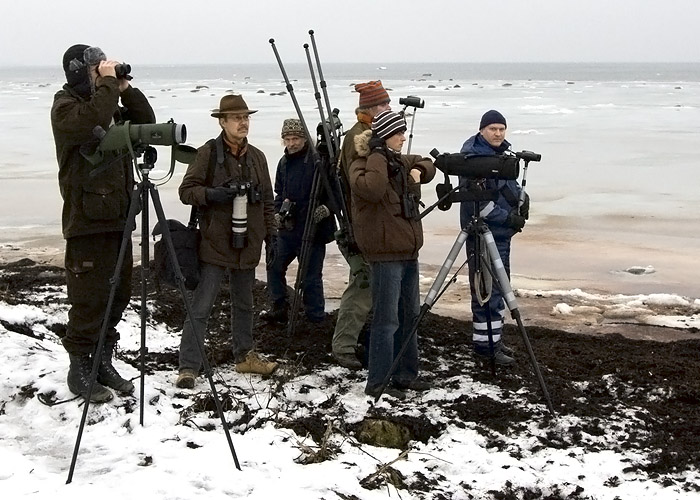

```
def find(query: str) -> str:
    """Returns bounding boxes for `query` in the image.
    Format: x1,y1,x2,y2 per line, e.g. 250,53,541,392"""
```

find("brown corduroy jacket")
179,134,274,269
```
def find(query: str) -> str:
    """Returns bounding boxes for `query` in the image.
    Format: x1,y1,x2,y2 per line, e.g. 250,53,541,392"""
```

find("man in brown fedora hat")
175,94,278,388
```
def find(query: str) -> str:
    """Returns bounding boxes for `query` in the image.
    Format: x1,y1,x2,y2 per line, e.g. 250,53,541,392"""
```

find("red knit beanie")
354,80,390,108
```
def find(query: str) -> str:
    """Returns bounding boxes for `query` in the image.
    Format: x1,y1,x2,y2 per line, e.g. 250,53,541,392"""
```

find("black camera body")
399,96,425,108
278,199,297,231
226,180,262,204
401,192,420,220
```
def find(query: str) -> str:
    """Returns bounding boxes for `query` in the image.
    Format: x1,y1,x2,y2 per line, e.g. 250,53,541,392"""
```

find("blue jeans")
366,260,420,390
266,231,326,320
467,235,511,353
179,262,254,371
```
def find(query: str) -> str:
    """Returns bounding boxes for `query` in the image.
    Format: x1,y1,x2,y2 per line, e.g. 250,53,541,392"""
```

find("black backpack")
152,207,200,290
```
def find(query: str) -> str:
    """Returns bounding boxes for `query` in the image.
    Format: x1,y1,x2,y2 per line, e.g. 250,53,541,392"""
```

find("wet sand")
2,208,698,343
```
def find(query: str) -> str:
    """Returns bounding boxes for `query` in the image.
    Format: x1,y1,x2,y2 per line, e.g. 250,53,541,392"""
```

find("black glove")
265,234,277,270
368,135,386,152
519,193,530,220
506,210,526,232
205,186,235,205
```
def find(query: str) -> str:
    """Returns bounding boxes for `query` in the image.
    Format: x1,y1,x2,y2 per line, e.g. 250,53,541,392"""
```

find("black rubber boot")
260,302,289,323
97,343,135,394
67,353,113,403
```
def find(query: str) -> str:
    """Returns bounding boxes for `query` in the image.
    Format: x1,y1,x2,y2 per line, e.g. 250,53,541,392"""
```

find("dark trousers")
467,235,511,352
266,231,326,320
179,263,255,371
63,232,133,355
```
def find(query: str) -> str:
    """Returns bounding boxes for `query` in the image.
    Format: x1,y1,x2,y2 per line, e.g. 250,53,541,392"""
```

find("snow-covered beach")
1,62,700,499
1,62,699,334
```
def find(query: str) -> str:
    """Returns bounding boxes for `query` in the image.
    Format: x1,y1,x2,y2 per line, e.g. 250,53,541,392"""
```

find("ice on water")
1,61,699,303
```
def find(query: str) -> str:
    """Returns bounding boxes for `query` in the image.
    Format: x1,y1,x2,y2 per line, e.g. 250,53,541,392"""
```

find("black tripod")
66,146,240,483
270,33,348,337
374,186,556,416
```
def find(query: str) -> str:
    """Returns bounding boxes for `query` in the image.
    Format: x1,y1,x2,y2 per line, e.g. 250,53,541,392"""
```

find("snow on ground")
1,276,700,499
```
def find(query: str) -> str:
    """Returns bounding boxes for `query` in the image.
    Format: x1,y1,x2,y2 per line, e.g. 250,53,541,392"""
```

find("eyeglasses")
226,114,250,122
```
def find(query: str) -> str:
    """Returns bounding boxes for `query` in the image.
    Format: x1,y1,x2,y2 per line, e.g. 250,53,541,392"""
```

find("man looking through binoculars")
51,44,156,402
460,110,529,366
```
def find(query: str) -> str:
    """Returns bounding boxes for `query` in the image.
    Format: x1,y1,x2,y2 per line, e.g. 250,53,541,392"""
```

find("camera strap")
498,182,520,208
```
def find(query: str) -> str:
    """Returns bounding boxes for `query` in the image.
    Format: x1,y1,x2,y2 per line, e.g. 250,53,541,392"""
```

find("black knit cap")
479,109,507,130
62,44,90,87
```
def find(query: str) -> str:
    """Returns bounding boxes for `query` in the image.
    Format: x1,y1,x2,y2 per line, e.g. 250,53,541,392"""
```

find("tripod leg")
481,228,556,416
471,232,497,373
67,184,142,484
139,181,150,425
149,186,242,469
287,167,322,337
374,230,469,402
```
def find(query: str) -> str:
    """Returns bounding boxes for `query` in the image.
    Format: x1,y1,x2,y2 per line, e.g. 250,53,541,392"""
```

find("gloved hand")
312,204,331,224
519,192,530,220
368,135,385,152
265,234,277,270
506,210,526,232
273,213,283,229
205,186,236,205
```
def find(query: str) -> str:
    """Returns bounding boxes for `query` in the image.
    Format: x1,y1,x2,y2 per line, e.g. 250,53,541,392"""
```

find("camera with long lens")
225,180,263,248
399,96,425,108
278,199,297,231
229,181,251,249
82,120,187,165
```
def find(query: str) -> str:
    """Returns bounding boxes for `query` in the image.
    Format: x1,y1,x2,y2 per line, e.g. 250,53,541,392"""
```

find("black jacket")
273,145,336,244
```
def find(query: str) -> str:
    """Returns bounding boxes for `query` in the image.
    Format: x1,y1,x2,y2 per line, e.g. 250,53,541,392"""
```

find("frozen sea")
1,62,699,302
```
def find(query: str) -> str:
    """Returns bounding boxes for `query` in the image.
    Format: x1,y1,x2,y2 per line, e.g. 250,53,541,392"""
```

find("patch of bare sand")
2,214,698,343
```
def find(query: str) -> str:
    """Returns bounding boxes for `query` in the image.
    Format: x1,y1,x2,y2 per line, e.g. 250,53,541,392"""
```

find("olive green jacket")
51,77,155,239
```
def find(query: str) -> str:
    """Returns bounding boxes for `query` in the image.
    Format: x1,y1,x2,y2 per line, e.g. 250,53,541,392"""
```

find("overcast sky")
3,0,700,66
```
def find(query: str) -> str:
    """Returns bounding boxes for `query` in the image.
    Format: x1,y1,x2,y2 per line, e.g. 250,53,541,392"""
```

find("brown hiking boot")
175,368,196,389
235,351,278,375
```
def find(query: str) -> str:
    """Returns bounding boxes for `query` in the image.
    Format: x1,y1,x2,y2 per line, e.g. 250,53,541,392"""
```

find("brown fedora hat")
211,94,258,118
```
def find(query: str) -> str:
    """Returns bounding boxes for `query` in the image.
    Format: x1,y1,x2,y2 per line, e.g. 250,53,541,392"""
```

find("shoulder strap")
279,156,288,198
499,182,519,207
187,206,199,229
204,135,226,187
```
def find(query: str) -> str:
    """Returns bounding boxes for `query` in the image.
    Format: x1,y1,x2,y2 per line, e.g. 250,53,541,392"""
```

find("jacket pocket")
82,185,123,221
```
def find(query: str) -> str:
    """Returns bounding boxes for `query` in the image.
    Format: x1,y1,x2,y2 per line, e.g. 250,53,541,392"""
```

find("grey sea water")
1,63,699,296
